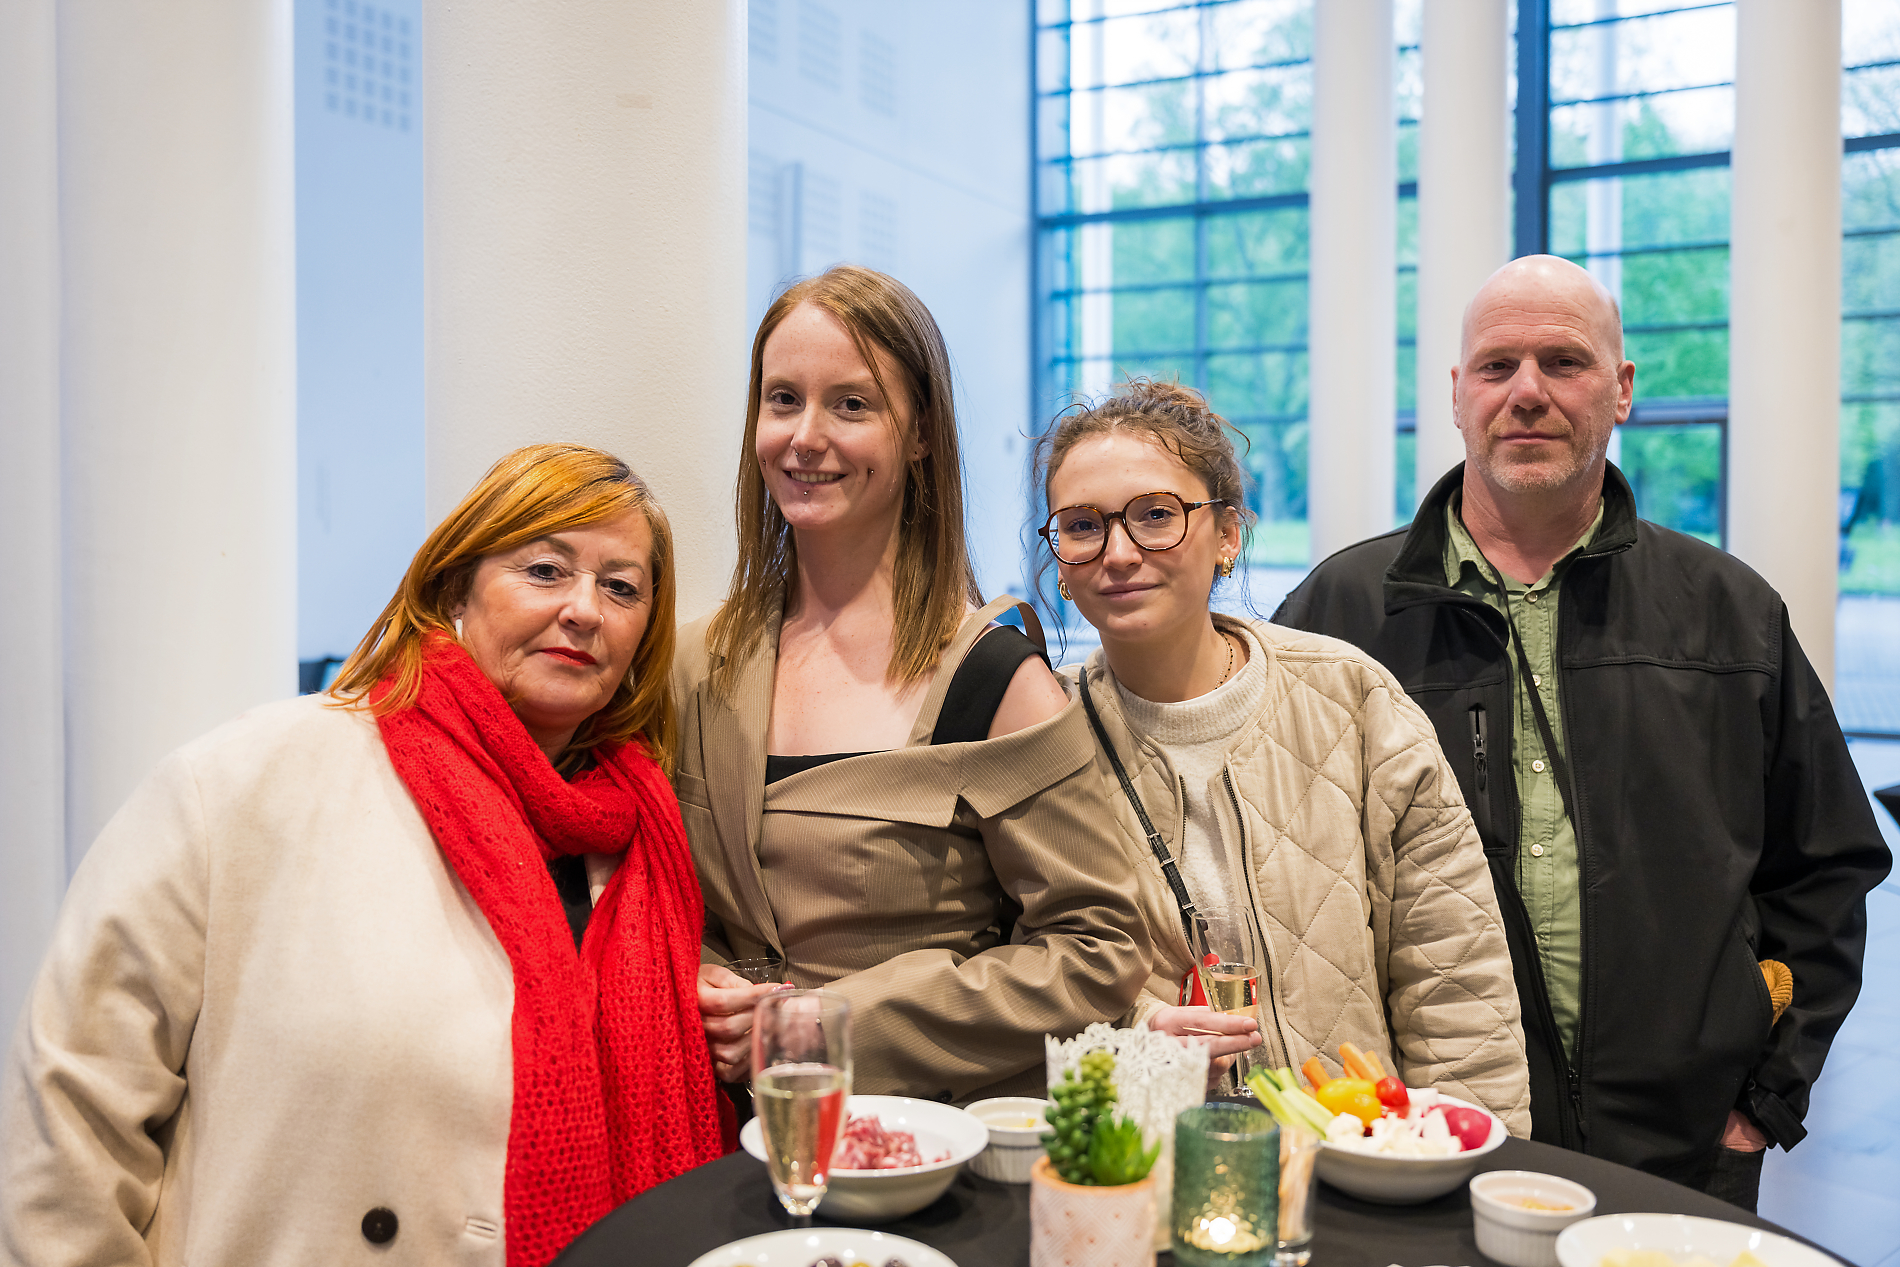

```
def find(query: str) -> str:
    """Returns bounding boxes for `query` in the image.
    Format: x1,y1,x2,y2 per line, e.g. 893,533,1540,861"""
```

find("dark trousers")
1689,1145,1766,1213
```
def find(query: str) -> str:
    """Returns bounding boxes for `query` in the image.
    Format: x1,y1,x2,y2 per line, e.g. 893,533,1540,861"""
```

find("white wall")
0,0,65,1068
422,0,749,626
745,0,1034,599
0,0,297,1063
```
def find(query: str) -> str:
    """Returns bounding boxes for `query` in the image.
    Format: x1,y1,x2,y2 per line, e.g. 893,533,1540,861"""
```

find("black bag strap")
1079,670,1206,954
1500,588,1582,833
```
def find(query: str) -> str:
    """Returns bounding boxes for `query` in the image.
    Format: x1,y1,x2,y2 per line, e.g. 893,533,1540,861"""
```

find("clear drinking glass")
1275,1122,1321,1267
751,989,852,1224
727,956,788,985
1196,916,1267,1093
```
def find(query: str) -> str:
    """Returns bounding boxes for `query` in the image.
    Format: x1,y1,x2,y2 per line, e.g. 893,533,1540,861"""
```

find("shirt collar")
1443,493,1606,595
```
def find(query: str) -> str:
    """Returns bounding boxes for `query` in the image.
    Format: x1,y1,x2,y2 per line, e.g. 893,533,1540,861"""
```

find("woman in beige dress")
681,266,1148,1102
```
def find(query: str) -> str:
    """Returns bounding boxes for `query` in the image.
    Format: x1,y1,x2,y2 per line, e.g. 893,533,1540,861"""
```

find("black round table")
557,1137,1845,1267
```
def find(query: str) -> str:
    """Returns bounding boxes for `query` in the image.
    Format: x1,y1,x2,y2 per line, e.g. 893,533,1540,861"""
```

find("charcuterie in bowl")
739,1094,989,1223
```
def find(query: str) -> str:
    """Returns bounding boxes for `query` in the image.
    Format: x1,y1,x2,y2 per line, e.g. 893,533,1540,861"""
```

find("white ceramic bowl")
739,1093,989,1224
1469,1171,1598,1267
1312,1093,1508,1204
964,1096,1049,1184
1555,1213,1844,1267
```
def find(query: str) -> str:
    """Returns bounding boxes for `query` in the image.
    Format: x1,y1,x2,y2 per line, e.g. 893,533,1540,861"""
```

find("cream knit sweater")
1110,623,1270,940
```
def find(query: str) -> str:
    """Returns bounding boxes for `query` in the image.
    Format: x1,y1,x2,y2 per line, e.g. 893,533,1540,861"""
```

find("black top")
547,752,599,952
548,854,592,951
762,625,1046,785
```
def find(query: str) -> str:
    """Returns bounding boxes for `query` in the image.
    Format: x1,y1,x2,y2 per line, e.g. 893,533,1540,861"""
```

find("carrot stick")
1339,1042,1379,1082
1301,1055,1329,1091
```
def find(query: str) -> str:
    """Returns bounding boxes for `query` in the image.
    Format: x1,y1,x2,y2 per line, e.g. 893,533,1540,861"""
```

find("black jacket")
1274,463,1891,1182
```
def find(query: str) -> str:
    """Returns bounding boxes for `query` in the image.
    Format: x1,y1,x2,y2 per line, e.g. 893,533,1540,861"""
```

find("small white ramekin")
963,1096,1048,1184
1469,1170,1598,1267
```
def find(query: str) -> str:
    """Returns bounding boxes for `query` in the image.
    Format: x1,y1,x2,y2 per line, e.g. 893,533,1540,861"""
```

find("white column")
1729,0,1842,687
57,0,299,859
423,1,749,622
1308,0,1396,561
0,0,64,1045
1415,0,1509,507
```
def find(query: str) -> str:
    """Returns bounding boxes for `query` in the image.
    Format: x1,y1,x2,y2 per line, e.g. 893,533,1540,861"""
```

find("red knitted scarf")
375,635,727,1266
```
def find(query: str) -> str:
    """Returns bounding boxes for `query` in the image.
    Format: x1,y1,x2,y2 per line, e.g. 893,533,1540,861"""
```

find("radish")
1433,1105,1493,1151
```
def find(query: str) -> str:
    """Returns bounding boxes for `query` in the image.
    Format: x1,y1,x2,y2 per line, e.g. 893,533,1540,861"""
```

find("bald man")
1275,256,1890,1207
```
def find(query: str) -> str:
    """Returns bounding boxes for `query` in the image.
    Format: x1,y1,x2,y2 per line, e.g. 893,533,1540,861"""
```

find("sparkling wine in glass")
1201,961,1263,1016
751,989,852,1223
1196,915,1266,1093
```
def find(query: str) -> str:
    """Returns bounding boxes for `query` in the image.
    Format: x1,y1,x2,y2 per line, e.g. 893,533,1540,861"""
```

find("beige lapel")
704,621,781,951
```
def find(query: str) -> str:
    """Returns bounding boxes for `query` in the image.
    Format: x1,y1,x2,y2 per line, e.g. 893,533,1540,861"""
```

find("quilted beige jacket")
1068,615,1532,1134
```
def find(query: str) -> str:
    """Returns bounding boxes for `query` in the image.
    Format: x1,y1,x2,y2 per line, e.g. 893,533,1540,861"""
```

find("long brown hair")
328,443,680,772
706,265,980,696
1032,378,1255,619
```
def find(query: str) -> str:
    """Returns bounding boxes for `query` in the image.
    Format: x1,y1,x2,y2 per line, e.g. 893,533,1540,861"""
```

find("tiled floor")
1758,738,1900,1266
1838,598,1900,735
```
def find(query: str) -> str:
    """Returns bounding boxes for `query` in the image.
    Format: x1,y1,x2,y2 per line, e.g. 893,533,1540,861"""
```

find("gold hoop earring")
1217,556,1235,578
1058,580,1074,601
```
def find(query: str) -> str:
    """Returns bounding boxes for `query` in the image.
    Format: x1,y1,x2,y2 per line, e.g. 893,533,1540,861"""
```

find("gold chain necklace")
1215,630,1236,688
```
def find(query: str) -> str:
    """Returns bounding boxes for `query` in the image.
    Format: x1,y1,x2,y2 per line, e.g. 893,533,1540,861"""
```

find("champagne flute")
1196,915,1266,1094
751,989,852,1224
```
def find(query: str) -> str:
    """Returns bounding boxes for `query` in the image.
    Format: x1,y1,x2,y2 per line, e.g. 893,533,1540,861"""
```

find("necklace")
1214,630,1236,688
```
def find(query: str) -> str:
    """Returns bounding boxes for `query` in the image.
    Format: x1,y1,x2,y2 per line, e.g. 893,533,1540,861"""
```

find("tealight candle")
1171,1104,1279,1267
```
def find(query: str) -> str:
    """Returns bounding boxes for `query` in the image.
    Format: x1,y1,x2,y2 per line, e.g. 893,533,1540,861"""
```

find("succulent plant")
1085,1113,1161,1187
1041,1049,1159,1186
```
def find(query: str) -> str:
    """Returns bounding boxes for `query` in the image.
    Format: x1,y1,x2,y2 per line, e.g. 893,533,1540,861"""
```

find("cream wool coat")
0,695,611,1267
1069,616,1533,1134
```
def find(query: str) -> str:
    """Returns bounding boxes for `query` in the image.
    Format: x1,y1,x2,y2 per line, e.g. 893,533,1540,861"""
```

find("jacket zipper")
1223,767,1292,1071
1470,705,1489,796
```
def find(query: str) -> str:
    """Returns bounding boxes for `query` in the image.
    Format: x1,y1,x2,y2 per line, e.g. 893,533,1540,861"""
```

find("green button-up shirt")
1443,496,1603,1062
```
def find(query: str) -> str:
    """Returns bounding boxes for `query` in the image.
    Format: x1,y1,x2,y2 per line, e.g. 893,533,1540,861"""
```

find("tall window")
1535,0,1735,546
1033,0,1420,583
1520,0,1900,733
1840,4,1900,735
1033,1,1900,730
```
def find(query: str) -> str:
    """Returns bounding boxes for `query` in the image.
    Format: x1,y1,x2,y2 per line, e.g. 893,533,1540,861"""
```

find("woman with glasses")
679,266,1148,1103
1037,379,1531,1125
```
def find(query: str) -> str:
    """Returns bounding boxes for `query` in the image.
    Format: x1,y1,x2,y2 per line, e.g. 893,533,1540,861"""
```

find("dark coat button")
362,1207,399,1244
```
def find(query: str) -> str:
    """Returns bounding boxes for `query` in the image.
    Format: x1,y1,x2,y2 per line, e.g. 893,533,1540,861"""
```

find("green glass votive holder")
1172,1103,1279,1267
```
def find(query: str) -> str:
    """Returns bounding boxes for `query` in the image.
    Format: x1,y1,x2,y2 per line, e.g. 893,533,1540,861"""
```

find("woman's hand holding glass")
697,963,790,1083
1148,1006,1261,1090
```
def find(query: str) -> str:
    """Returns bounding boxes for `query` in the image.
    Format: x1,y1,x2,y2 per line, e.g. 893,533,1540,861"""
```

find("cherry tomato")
1314,1078,1383,1127
1375,1076,1410,1111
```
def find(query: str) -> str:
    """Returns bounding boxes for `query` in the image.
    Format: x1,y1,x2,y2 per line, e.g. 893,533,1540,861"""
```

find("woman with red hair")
1,444,723,1266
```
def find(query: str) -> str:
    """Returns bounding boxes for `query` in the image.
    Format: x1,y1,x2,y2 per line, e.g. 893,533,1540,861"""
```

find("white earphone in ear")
454,617,464,639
